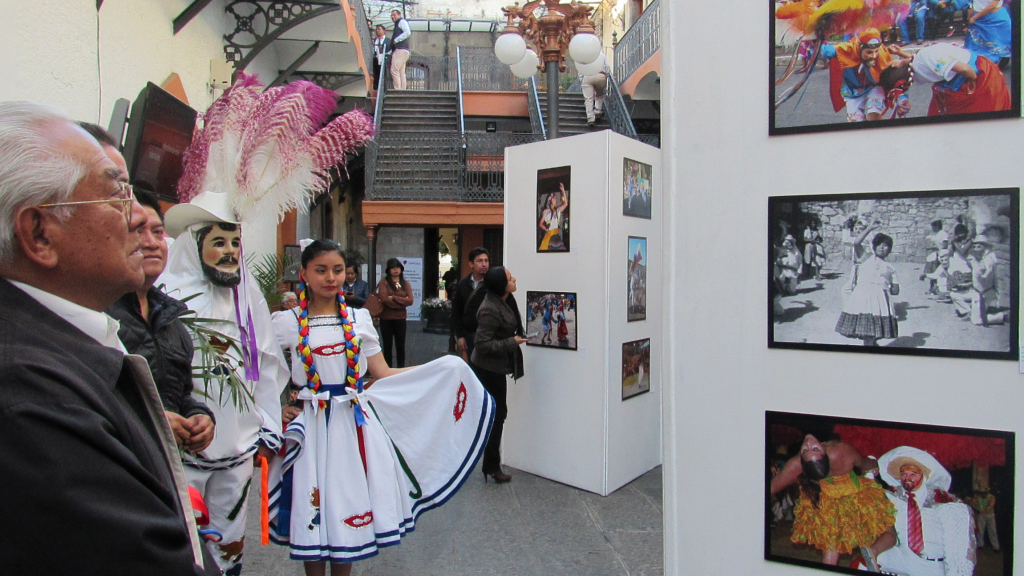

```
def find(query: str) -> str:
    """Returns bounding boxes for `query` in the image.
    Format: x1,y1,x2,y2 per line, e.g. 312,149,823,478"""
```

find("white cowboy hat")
164,191,241,238
879,446,952,492
972,233,995,246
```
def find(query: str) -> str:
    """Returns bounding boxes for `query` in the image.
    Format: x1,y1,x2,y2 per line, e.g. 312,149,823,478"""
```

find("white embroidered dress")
268,307,493,562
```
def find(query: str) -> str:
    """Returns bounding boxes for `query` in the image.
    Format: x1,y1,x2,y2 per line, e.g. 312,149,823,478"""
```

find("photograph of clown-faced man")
771,0,1020,135
766,411,1013,576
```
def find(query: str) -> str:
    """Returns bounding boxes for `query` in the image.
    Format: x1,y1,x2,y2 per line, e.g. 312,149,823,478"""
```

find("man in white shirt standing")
390,9,412,90
0,101,212,574
876,446,976,576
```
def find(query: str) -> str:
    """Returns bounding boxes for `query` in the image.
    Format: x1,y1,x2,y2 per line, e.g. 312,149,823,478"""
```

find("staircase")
379,90,459,132
537,92,610,137
373,91,462,196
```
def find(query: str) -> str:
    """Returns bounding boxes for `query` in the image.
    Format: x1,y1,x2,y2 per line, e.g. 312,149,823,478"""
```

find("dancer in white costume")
269,240,494,575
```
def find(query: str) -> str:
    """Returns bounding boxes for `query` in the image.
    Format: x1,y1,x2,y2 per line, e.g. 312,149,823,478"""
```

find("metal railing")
456,47,466,137
604,74,639,139
349,0,375,80
458,46,533,91
403,55,459,91
527,76,546,139
366,131,541,201
614,0,660,85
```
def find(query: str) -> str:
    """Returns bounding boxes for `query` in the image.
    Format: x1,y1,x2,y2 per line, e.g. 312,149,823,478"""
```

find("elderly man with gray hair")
0,101,213,574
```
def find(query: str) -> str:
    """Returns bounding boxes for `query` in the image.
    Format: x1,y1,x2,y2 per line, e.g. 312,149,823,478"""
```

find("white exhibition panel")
503,130,662,496
660,0,1024,574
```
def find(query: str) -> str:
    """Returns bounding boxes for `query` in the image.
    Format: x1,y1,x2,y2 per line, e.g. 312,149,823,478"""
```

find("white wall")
662,2,1024,575
1,0,234,124
504,131,662,496
0,0,283,259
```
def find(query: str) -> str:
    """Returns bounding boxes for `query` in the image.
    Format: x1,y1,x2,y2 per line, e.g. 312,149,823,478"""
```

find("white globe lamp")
575,51,606,76
568,32,601,65
494,32,527,66
510,49,540,79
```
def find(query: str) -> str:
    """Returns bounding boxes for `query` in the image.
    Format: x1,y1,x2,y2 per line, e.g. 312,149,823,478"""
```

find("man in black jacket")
0,101,211,574
450,247,490,359
107,188,215,453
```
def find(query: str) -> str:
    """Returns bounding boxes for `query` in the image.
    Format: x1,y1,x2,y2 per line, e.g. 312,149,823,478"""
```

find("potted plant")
420,297,452,334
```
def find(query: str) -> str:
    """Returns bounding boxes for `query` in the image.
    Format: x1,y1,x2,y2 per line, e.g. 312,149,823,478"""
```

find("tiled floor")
243,321,664,576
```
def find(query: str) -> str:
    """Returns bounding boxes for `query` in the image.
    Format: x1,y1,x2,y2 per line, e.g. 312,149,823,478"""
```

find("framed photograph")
766,410,1013,576
627,236,647,321
769,188,1019,360
282,244,301,283
537,166,570,252
623,158,652,218
770,1,1020,136
524,291,577,350
621,338,651,400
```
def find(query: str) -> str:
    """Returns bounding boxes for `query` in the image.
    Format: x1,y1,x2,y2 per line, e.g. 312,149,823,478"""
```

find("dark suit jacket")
470,291,525,379
0,279,208,575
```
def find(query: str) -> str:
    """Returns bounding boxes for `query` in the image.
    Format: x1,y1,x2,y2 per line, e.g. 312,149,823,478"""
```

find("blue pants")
899,3,928,41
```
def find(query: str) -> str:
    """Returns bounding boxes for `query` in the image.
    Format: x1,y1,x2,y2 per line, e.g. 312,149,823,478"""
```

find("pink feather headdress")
177,73,374,223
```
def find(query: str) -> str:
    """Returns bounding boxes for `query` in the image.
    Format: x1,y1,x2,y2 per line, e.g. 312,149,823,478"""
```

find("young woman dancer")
268,239,493,575
835,233,899,346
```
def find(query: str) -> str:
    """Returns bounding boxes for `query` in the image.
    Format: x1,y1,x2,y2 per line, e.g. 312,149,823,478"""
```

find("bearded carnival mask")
197,223,242,287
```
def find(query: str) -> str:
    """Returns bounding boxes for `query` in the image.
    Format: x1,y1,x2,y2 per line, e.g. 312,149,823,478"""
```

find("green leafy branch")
247,252,293,309
175,293,255,412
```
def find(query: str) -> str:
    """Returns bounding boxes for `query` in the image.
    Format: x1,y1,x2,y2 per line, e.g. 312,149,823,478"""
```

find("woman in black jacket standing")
470,266,527,483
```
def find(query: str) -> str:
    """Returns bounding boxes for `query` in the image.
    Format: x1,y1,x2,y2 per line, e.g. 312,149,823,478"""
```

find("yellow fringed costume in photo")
791,471,896,553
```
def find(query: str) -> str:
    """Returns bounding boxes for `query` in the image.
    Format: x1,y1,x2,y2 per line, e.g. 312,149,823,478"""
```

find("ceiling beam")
269,41,321,87
173,0,215,34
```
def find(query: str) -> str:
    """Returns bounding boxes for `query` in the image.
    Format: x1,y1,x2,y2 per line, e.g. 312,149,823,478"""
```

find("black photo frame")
524,291,577,350
627,236,647,322
623,157,653,219
621,338,651,400
769,188,1019,360
770,0,1020,136
766,410,1014,576
537,166,571,253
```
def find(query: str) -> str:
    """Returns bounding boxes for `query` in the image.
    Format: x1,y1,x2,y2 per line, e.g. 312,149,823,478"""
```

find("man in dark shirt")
106,188,215,452
343,262,370,308
0,101,211,574
450,247,490,359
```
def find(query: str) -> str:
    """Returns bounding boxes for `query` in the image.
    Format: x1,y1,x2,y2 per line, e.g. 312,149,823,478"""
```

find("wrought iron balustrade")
348,0,375,78
614,0,660,85
604,75,639,139
365,131,541,202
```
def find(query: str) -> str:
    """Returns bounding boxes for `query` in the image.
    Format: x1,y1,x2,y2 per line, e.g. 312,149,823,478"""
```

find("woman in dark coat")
470,266,527,483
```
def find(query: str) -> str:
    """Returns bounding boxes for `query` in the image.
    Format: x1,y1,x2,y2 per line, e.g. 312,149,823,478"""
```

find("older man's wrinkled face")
37,121,146,309
198,224,241,287
900,465,924,492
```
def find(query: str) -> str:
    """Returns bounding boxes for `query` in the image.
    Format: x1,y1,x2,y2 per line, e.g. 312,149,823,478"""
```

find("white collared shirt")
9,280,126,353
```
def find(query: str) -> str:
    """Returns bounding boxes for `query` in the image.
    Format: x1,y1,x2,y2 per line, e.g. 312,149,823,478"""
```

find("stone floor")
242,321,665,576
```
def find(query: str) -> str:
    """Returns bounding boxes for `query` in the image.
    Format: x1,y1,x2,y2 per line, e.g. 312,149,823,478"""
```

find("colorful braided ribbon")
297,281,365,423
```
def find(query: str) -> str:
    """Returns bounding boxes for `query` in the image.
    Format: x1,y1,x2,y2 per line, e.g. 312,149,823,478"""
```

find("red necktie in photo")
907,492,924,555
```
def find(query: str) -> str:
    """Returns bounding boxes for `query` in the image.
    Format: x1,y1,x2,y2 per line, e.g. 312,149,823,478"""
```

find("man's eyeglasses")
38,182,136,228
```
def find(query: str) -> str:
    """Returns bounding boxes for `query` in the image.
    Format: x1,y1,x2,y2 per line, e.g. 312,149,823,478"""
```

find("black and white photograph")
769,188,1019,360
766,410,1013,576
627,236,647,321
623,158,652,218
525,291,577,350
621,338,651,400
537,166,571,252
771,0,1020,136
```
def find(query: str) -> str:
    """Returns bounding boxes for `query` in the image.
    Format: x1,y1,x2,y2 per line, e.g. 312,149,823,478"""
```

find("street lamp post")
494,0,602,139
